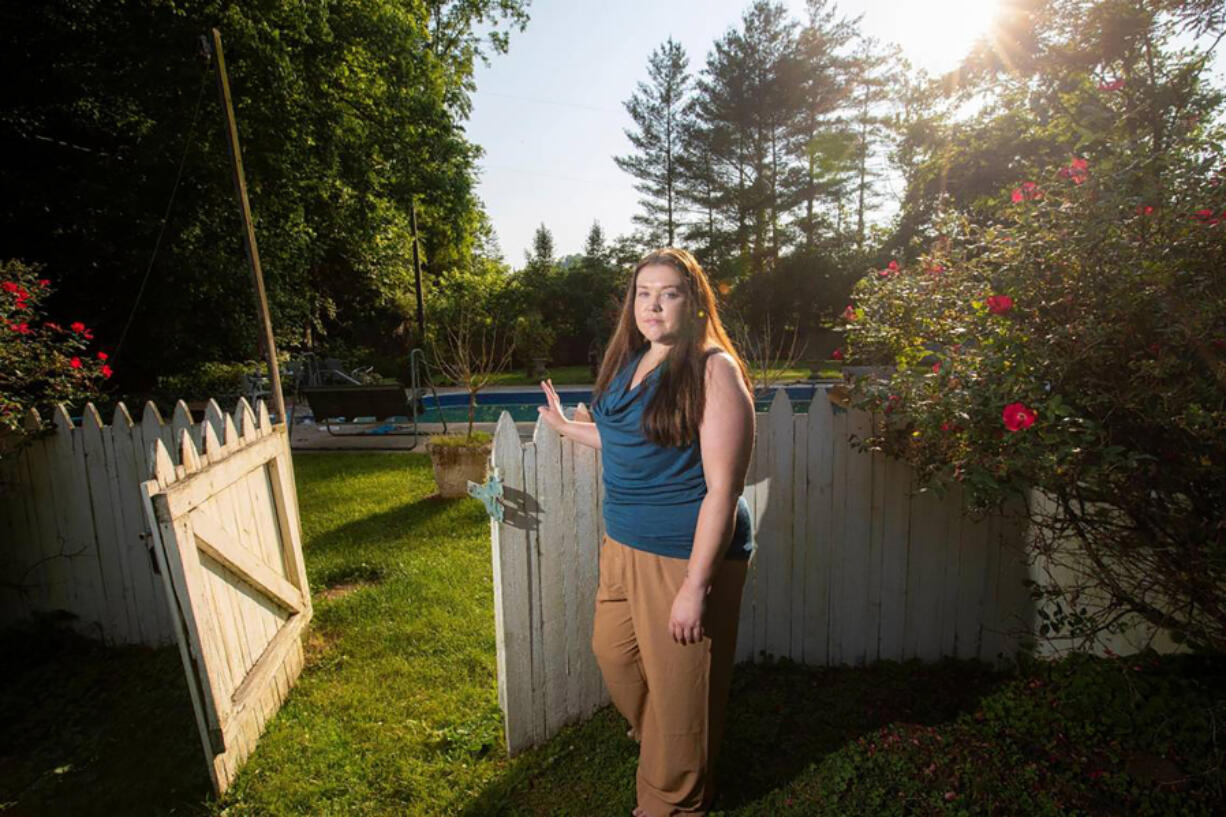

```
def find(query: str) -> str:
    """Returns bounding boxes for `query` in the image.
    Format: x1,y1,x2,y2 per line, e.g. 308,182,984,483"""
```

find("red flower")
1011,181,1042,202
1098,78,1125,92
1058,157,1089,184
38,278,49,288
10,321,30,334
70,321,86,333
44,321,61,331
986,294,1014,314
887,260,899,271
1003,402,1037,431
83,330,93,340
831,348,844,360
13,299,28,310
842,304,856,321
941,422,952,431
69,356,82,369
1135,205,1155,216
100,364,113,379
932,361,941,373
1192,209,1221,225
926,263,945,274
97,351,108,361
1,281,17,293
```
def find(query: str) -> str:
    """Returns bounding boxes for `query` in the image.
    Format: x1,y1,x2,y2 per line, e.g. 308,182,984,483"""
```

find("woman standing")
538,247,756,816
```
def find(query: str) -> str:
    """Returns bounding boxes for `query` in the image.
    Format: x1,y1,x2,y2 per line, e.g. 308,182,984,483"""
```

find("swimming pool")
411,383,830,424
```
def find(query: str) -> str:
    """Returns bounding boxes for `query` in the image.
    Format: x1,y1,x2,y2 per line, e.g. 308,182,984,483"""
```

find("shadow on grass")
460,656,1008,816
303,493,459,560
0,618,212,816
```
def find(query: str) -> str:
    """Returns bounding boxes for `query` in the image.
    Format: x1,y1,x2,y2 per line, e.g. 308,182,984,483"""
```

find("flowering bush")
843,144,1226,650
0,260,109,452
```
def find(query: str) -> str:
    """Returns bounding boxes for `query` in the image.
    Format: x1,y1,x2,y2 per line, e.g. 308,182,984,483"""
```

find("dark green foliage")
0,0,528,392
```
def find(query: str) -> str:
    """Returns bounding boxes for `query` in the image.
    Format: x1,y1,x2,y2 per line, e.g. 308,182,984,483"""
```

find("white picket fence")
0,398,271,646
489,387,1043,755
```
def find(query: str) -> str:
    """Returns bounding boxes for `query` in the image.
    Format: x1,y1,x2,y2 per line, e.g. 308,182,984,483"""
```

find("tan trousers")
591,534,748,817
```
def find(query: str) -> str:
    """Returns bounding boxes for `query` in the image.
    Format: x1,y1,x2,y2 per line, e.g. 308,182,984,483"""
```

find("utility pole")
209,27,287,424
410,196,425,339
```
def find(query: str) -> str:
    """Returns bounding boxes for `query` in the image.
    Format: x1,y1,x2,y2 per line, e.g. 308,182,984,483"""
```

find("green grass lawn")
2,452,1223,815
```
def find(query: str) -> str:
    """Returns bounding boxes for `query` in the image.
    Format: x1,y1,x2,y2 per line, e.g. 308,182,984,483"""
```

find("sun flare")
894,0,1004,70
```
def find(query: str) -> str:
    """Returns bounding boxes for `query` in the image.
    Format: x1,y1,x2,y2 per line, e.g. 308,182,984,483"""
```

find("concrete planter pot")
427,436,492,498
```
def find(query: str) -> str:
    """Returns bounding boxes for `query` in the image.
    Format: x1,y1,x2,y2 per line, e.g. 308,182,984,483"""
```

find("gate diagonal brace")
467,468,504,523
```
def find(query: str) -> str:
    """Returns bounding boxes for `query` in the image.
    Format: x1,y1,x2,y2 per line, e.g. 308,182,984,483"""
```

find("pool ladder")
407,347,448,447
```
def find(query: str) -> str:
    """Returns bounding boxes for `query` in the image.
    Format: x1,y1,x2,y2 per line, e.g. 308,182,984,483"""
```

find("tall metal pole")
210,27,287,424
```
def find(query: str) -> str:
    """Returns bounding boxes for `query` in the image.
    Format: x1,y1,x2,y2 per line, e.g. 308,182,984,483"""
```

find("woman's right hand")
538,378,568,433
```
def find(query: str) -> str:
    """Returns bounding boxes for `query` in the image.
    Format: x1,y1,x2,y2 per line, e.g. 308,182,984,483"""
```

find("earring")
697,309,706,318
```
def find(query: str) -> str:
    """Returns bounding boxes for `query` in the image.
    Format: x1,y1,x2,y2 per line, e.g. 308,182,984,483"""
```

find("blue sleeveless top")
590,345,754,561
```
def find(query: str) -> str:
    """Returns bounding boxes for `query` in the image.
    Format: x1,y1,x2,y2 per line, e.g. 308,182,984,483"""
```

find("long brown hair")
592,247,753,448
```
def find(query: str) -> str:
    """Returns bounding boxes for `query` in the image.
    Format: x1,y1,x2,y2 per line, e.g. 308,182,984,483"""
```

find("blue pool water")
413,384,827,424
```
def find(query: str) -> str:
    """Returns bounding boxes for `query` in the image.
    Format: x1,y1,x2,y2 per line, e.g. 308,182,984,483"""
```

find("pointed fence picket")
488,386,1042,756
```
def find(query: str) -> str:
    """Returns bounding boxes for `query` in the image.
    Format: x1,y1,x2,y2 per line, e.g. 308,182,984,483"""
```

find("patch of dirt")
303,626,339,666
315,580,375,601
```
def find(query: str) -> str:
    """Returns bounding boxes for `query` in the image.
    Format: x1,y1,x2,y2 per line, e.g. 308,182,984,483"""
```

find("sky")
464,0,1226,266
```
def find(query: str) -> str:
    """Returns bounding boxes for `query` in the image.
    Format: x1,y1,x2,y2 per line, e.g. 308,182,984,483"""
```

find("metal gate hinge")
467,467,504,523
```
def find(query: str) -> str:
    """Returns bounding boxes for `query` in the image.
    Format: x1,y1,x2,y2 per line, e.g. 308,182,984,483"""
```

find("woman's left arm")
668,352,755,645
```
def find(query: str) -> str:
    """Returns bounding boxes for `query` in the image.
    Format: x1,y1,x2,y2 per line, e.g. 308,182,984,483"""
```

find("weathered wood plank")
764,389,793,659
81,404,137,643
491,412,535,754
789,413,807,663
561,437,583,727
877,454,911,661
803,389,834,666
192,508,303,614
572,429,602,717
751,404,771,660
841,408,873,665
534,417,567,736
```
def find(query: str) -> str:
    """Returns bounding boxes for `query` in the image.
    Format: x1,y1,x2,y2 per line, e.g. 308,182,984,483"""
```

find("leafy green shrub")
0,260,109,453
844,136,1226,651
153,359,266,405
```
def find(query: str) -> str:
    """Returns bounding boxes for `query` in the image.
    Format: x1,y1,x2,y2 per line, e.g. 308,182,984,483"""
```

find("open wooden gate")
140,399,312,795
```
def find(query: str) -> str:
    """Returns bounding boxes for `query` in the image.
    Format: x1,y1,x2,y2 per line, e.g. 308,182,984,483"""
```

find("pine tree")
583,220,607,262
789,0,860,248
688,1,802,272
614,38,691,246
525,222,555,271
847,36,900,249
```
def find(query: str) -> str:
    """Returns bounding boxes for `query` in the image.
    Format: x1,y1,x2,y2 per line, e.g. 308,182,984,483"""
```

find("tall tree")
525,222,555,271
688,1,803,273
788,0,860,248
615,38,691,246
583,220,608,262
846,36,900,249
